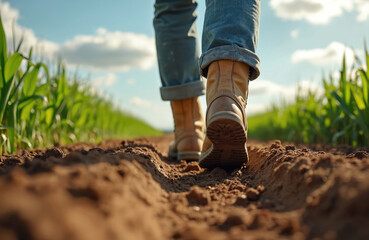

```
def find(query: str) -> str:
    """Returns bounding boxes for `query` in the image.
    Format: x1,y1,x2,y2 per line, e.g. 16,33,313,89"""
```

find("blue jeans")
154,0,261,101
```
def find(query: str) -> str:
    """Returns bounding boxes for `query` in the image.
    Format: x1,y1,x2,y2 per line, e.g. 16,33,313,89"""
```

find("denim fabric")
154,0,205,101
153,0,260,101
200,0,261,80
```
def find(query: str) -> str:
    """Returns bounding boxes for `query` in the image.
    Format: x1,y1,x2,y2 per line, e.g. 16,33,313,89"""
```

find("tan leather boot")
168,97,205,161
199,60,250,169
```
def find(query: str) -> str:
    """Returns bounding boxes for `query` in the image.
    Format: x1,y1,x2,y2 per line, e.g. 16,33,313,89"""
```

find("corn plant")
0,15,161,155
0,16,45,154
248,46,369,147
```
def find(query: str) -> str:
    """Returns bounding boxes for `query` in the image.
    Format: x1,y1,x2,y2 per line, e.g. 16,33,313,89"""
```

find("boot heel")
200,112,248,169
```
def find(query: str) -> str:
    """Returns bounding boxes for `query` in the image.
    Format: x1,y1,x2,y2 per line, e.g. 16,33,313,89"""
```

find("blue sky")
1,0,369,130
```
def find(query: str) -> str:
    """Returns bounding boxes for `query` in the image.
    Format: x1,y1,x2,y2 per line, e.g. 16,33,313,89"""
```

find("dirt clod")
44,147,65,159
186,186,210,206
184,162,201,172
245,187,260,201
234,194,248,206
354,151,369,159
285,145,296,151
219,213,244,231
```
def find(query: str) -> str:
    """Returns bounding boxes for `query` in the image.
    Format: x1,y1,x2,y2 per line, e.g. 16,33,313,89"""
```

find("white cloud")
60,29,156,72
247,79,323,115
270,0,369,24
290,29,299,39
291,42,358,66
0,2,156,72
250,79,322,99
130,97,152,108
355,0,369,21
92,73,118,87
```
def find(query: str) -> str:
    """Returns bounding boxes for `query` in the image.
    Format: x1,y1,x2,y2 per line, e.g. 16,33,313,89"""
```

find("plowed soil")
1,134,369,240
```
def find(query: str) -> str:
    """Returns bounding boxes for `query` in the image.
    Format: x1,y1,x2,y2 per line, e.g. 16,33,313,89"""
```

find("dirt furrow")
0,135,368,240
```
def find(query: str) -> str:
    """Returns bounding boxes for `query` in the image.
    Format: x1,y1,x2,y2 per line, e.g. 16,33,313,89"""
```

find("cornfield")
0,16,160,155
248,46,369,147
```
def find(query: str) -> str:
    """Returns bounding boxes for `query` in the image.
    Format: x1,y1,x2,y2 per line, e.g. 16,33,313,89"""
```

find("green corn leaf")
365,42,369,76
15,35,24,53
331,91,355,119
20,102,35,121
19,136,32,149
4,52,23,83
0,125,16,130
18,95,46,109
0,70,3,88
0,53,22,123
359,69,369,107
8,67,29,101
0,55,22,124
351,130,358,147
341,53,352,106
7,102,18,154
40,63,49,79
350,88,369,133
22,64,40,96
332,123,352,145
355,108,369,133
21,62,48,97
0,15,7,70
18,136,33,149
35,82,50,95
27,47,33,65
0,133,7,155
45,107,54,126
351,85,366,110
76,111,88,127
341,53,346,90
323,78,330,91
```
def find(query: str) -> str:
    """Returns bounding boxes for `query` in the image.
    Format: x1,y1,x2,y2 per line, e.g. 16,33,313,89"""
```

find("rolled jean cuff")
160,80,205,101
199,45,260,80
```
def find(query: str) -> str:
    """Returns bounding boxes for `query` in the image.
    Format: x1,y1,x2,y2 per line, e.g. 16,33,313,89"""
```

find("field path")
0,134,369,240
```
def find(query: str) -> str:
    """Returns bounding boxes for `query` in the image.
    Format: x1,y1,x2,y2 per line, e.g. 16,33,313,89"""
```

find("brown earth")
0,134,369,240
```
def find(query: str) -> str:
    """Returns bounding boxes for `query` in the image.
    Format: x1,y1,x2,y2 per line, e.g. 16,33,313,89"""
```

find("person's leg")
153,0,205,161
200,0,260,79
153,0,205,100
199,0,261,168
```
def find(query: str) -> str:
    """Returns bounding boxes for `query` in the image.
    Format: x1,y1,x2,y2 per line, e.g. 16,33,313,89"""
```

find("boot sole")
168,150,201,161
199,111,248,169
